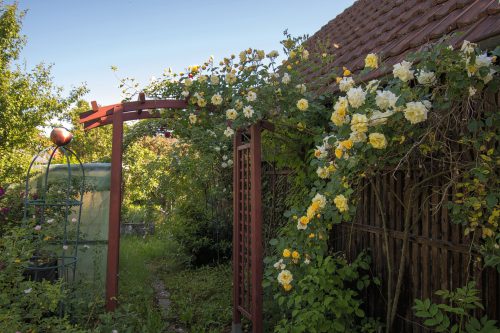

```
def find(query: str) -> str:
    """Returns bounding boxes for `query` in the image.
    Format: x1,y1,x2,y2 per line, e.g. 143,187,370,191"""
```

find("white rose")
339,77,355,92
346,87,367,108
210,75,219,85
369,110,394,126
404,101,429,124
312,193,327,209
417,70,437,86
226,109,237,120
476,53,492,68
460,40,476,55
375,90,398,110
246,91,257,102
393,60,414,82
243,105,254,118
296,84,306,94
282,73,291,84
224,127,234,137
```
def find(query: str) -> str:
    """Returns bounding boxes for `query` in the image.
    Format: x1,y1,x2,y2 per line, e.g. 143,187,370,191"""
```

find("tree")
64,100,112,163
0,2,85,184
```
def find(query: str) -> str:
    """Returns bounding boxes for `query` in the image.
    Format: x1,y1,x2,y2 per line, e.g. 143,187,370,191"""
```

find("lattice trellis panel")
232,124,263,333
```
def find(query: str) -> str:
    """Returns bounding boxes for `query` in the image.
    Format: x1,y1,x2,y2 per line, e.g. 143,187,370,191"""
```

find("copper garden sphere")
50,127,73,146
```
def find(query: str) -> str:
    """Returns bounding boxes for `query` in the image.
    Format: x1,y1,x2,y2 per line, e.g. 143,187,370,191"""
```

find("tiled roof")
302,0,500,94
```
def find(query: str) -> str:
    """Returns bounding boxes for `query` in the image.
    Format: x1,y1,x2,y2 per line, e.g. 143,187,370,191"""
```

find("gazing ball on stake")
50,127,73,146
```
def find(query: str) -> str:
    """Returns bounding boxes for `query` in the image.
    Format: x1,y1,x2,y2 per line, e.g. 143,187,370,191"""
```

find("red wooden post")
250,123,263,333
105,106,123,311
232,130,242,333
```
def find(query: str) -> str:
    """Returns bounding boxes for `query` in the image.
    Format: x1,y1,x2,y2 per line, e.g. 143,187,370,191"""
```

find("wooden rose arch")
79,93,187,311
80,93,268,333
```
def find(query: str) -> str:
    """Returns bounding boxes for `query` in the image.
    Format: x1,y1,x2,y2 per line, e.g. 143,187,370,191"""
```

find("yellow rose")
277,270,293,285
335,148,343,159
340,139,353,150
188,114,197,124
334,194,349,213
283,283,292,291
308,233,315,239
364,53,379,69
299,216,310,226
369,132,387,149
283,249,291,258
197,98,207,108
296,98,309,111
350,114,368,133
331,111,345,126
292,251,300,259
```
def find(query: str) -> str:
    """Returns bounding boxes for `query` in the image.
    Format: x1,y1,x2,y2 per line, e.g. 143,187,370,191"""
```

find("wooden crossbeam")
79,97,188,130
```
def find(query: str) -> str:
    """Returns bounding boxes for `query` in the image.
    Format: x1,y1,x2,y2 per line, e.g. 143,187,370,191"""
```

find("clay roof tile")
302,0,500,93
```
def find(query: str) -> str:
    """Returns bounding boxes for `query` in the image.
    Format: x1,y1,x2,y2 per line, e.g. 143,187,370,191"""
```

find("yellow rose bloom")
299,216,310,225
482,227,494,238
336,77,342,84
308,233,315,239
283,283,292,291
188,114,197,124
292,251,300,259
369,133,388,149
277,270,293,285
296,98,309,111
197,98,207,108
365,53,379,69
335,148,343,159
341,139,353,150
307,206,316,219
327,163,336,173
334,194,349,213
343,68,351,76
331,111,345,126
350,114,368,133
211,94,223,106
283,249,291,258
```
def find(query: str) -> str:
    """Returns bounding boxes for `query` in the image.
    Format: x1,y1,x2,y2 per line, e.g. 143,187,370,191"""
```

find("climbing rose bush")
134,34,498,330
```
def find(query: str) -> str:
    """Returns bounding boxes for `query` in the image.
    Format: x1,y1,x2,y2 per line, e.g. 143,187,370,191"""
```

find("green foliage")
0,225,84,332
269,253,381,333
0,2,86,185
64,100,112,163
413,281,500,333
169,199,232,266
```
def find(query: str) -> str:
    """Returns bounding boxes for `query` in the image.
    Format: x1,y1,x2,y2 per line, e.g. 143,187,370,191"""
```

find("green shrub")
168,200,232,266
0,226,84,332
414,281,500,333
269,253,382,333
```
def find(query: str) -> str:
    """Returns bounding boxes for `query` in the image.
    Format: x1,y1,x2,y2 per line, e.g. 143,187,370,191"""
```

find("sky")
15,0,354,106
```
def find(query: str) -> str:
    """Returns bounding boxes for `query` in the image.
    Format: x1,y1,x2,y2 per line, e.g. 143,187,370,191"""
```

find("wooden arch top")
79,92,188,130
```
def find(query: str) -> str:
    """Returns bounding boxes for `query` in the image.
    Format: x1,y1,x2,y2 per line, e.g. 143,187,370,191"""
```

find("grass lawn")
160,263,232,333
98,235,232,333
